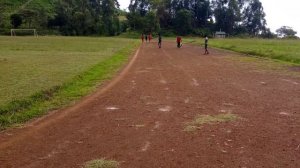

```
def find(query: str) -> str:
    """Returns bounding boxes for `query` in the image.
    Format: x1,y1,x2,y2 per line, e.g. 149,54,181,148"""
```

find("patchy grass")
0,36,138,129
184,125,201,132
185,113,238,132
84,159,119,168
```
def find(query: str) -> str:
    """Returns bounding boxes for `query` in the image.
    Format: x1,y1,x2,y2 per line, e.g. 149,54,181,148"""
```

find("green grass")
184,113,239,132
84,159,119,168
0,36,138,129
196,38,300,64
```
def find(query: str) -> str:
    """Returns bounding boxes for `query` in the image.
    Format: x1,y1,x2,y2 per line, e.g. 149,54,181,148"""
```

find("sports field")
0,36,138,127
1,41,299,167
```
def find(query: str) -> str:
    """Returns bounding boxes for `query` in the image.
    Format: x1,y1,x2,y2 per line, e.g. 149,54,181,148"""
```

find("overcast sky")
118,0,300,36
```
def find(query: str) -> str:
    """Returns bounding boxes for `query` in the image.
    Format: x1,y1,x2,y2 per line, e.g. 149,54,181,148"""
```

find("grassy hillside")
0,36,138,129
210,39,300,64
190,38,300,64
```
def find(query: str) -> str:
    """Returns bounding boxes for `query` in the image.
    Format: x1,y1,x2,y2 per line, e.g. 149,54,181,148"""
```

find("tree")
242,0,266,36
52,0,120,36
213,0,241,34
10,14,23,28
127,12,145,30
144,11,159,32
0,6,4,29
175,9,192,35
156,0,172,29
260,28,275,38
226,0,241,33
129,0,150,16
102,0,120,35
125,0,272,36
127,0,160,32
276,26,297,38
18,9,38,28
192,0,211,28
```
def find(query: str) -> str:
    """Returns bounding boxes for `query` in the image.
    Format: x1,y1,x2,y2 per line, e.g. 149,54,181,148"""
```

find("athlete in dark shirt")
158,34,162,48
204,36,209,55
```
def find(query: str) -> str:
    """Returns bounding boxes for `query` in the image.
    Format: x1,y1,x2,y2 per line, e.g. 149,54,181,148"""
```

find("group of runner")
141,33,209,54
141,34,153,43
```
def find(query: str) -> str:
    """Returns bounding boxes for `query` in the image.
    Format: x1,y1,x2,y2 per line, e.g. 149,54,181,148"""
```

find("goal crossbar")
11,29,38,37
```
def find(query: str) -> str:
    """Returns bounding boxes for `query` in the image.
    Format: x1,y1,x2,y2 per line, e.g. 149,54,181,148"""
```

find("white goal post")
11,29,38,37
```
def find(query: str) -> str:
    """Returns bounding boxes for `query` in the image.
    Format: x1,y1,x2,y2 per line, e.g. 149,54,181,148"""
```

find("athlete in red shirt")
141,34,144,43
149,34,152,42
177,36,182,48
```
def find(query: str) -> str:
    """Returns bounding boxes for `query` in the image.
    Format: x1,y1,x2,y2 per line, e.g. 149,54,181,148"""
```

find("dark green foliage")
50,0,121,36
10,13,22,28
0,0,275,37
126,0,270,37
260,28,276,38
129,0,150,16
175,9,193,35
213,0,242,34
127,0,159,33
0,6,4,24
0,0,122,36
18,9,38,28
242,0,266,35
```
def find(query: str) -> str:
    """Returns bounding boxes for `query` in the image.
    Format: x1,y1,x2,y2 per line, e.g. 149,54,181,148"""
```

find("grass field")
0,36,138,129
199,38,300,64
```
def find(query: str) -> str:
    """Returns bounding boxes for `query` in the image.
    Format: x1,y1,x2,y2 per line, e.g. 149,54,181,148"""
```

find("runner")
204,35,209,55
145,34,148,42
141,34,144,43
149,34,152,42
158,33,162,48
177,36,182,48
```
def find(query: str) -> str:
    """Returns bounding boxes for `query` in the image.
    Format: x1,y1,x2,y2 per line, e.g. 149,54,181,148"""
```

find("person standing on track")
141,34,144,43
177,36,182,48
158,33,162,48
204,35,209,55
145,34,148,42
149,34,152,42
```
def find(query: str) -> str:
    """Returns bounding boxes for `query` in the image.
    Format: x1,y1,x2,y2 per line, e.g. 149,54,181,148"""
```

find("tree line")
2,0,124,36
126,0,273,37
1,0,298,38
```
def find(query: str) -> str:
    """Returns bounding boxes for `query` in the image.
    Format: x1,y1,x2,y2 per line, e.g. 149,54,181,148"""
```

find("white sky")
118,0,300,36
118,0,130,11
261,0,299,36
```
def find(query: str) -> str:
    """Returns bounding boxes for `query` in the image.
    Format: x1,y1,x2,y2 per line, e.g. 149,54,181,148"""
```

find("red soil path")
0,42,299,168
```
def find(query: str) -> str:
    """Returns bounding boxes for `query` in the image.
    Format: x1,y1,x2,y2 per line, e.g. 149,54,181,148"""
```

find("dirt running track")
0,41,300,168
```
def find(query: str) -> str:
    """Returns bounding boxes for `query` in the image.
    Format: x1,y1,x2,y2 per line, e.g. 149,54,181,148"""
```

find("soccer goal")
11,29,38,37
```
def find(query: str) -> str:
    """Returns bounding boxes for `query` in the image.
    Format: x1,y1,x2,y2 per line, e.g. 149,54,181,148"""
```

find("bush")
118,31,141,39
159,29,176,37
10,13,22,28
193,28,212,37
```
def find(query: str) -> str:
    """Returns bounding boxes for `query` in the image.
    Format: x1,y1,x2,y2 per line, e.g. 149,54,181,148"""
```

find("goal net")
11,29,38,36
